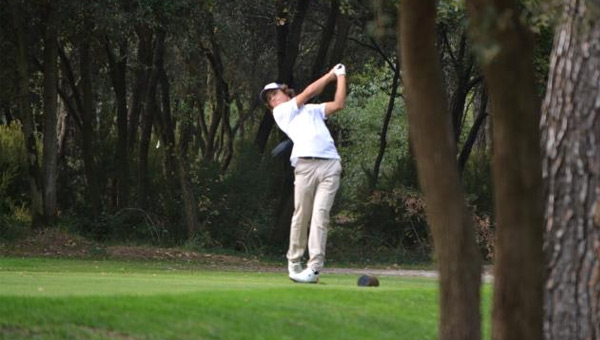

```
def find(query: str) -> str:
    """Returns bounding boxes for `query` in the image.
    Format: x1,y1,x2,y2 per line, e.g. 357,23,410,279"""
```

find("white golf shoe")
290,268,319,283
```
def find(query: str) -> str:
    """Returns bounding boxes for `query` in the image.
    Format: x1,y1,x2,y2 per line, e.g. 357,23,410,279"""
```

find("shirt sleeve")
272,99,298,135
317,103,327,120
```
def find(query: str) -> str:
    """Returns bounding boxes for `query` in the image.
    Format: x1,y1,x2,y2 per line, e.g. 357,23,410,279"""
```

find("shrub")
462,149,493,215
0,122,30,216
193,143,277,253
0,215,29,243
327,187,432,265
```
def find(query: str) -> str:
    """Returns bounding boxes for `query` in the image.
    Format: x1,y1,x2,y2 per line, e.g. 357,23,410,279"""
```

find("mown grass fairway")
0,257,491,340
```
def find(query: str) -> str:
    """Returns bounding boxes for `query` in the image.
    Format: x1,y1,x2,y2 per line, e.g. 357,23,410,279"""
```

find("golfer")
260,64,346,283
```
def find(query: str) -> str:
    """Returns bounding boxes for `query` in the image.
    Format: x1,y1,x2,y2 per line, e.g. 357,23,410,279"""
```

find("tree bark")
310,0,339,80
275,0,289,77
280,0,310,85
541,1,600,339
156,67,203,241
200,27,229,163
254,0,310,153
41,0,59,224
444,30,479,143
371,60,400,191
79,22,102,217
128,26,153,155
328,12,350,66
458,87,488,175
10,0,44,227
57,44,84,128
138,29,162,210
105,38,129,208
399,2,482,340
466,1,544,340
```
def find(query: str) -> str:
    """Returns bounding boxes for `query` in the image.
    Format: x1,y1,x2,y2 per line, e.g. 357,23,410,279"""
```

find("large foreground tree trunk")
541,1,600,339
399,1,482,340
466,1,544,340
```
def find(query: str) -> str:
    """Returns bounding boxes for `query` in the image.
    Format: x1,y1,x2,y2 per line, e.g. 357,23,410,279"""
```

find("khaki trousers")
287,158,342,272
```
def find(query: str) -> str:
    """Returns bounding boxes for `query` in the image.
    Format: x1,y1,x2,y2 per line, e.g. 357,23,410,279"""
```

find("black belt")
299,157,331,160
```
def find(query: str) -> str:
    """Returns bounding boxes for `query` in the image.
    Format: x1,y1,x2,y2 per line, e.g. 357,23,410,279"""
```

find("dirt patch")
1,228,94,258
0,228,261,269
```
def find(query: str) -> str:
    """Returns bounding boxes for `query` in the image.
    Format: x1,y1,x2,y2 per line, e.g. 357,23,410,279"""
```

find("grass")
0,257,491,340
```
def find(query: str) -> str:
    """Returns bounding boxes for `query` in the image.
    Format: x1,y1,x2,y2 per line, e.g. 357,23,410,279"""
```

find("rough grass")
0,257,491,340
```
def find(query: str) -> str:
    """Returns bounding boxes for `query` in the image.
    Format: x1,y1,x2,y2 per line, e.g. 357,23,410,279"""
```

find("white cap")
259,82,282,102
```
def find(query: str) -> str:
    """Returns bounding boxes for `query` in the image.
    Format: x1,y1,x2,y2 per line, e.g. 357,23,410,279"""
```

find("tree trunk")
105,38,129,209
10,0,43,227
328,12,350,66
128,26,153,155
57,44,84,128
458,87,488,175
541,1,600,339
156,67,203,241
399,2,482,340
220,101,233,172
371,60,400,191
310,0,339,80
466,1,544,340
445,31,478,143
41,0,59,224
280,0,310,85
138,29,162,210
254,0,310,153
269,145,295,246
201,24,229,163
80,27,102,217
275,0,289,76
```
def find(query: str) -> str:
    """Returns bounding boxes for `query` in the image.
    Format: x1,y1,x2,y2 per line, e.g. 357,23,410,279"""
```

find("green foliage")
334,61,409,201
437,0,466,23
63,209,169,245
521,0,562,33
193,143,277,253
329,187,431,264
462,149,493,215
461,150,495,261
0,215,29,243
0,123,30,216
0,0,529,265
0,123,31,241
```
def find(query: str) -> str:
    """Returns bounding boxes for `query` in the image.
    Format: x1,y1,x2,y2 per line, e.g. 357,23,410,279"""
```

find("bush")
462,149,493,215
0,122,32,217
327,187,432,265
0,215,29,243
193,143,277,253
64,209,170,244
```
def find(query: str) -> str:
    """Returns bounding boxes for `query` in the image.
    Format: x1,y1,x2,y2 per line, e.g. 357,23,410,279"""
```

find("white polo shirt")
272,98,341,167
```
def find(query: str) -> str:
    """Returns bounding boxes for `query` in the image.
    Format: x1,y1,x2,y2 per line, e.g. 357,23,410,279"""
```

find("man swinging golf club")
260,64,346,283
